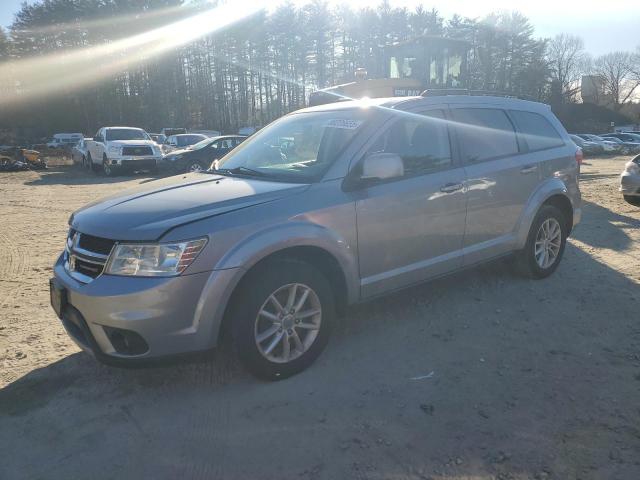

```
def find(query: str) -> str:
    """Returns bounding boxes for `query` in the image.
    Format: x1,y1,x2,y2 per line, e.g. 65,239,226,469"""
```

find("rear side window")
452,108,519,162
510,110,564,152
366,110,452,178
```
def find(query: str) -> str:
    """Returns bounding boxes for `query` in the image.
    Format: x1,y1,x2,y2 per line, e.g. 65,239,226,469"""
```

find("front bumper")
108,156,161,170
52,253,241,362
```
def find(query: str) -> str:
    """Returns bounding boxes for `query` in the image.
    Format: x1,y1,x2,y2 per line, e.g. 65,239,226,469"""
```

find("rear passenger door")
450,107,540,264
354,108,468,298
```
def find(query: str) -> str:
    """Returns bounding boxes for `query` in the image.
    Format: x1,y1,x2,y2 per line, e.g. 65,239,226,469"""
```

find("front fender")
215,221,359,304
195,221,359,347
515,177,572,249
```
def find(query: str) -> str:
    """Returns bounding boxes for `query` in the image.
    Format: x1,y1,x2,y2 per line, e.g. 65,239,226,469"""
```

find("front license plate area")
49,278,67,319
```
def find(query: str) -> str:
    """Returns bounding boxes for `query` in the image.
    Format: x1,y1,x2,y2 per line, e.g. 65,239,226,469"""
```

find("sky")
0,0,638,56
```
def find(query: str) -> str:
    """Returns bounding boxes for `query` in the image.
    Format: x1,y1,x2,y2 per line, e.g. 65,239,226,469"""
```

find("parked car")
189,129,221,138
71,138,92,168
149,133,166,145
85,127,162,176
620,154,640,206
160,127,187,137
601,133,640,154
599,136,640,155
162,133,208,154
50,95,581,379
576,134,618,154
47,133,83,149
162,135,246,173
569,134,602,156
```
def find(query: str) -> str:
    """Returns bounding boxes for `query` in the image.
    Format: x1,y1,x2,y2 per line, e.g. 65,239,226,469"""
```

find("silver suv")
50,95,582,379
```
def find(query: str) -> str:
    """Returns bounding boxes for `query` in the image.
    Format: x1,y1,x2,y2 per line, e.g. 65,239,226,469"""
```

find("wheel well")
219,246,349,343
543,194,573,233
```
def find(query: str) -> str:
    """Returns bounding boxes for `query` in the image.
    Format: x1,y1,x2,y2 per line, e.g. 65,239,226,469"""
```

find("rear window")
510,110,564,152
451,108,519,162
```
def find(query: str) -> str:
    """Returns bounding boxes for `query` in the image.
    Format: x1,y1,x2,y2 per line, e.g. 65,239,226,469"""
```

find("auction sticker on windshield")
325,119,362,130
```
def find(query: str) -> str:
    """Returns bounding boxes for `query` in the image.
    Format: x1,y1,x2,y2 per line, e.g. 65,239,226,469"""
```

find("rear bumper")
620,172,640,196
52,253,241,363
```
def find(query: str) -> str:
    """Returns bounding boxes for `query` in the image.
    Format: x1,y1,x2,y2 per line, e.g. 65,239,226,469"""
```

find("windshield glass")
106,129,149,141
216,110,369,182
189,137,216,150
177,134,206,146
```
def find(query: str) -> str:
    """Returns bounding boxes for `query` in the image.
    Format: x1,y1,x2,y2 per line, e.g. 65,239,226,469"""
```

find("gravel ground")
1,156,639,480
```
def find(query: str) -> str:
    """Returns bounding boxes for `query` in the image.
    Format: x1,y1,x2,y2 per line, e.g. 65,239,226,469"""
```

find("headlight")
152,145,161,155
104,238,207,276
624,161,640,175
108,145,121,154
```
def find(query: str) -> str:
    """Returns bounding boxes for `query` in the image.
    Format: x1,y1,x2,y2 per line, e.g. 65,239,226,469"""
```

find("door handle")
440,182,464,193
520,165,537,174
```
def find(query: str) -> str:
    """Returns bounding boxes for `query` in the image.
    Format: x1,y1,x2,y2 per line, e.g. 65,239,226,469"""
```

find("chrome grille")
66,230,115,282
122,146,153,156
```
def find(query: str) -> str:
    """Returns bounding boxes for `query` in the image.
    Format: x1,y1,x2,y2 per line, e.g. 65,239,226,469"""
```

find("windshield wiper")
215,166,268,177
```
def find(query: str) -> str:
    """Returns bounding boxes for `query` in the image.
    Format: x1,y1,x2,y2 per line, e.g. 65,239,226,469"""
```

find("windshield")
106,129,149,141
216,110,369,182
189,137,215,150
176,135,206,146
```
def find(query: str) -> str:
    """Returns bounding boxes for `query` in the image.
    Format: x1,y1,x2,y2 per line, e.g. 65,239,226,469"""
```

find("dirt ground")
1,157,639,480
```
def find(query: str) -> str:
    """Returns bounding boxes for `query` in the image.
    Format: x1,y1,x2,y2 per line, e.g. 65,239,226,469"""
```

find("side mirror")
361,152,404,181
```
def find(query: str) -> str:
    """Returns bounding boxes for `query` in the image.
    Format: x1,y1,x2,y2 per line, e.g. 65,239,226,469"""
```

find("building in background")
309,35,470,106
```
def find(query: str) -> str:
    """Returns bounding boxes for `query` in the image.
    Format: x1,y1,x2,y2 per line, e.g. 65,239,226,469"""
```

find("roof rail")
420,89,536,101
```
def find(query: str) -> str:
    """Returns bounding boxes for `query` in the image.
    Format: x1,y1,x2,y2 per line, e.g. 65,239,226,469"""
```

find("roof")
296,95,549,115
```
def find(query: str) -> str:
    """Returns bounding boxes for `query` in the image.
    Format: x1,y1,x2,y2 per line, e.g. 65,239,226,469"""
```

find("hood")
165,147,191,157
70,173,308,241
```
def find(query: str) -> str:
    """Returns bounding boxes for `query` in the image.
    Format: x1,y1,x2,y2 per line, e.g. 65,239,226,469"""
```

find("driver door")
354,108,467,298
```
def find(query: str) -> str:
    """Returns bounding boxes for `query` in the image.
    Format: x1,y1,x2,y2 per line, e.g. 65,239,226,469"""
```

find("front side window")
216,109,371,182
365,110,452,177
452,108,519,163
509,110,564,152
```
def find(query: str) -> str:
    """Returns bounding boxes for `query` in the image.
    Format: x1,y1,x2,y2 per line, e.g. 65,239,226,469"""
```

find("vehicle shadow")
23,165,167,186
2,245,639,480
571,199,638,251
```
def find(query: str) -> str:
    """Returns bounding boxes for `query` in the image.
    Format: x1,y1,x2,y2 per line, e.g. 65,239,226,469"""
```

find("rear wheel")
515,205,567,279
230,259,334,380
623,195,640,206
87,153,98,173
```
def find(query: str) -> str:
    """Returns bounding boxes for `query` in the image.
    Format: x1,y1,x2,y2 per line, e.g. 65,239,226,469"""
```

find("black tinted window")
510,110,563,151
368,110,452,177
452,108,518,162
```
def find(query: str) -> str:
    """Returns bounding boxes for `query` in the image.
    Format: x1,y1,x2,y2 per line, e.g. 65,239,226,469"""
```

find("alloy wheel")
254,283,322,364
188,162,203,173
534,218,562,269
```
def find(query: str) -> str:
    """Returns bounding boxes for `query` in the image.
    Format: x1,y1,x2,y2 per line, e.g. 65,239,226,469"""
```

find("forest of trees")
0,0,638,140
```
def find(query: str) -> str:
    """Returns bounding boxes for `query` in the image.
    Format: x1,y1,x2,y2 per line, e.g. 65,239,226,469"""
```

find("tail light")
575,148,583,166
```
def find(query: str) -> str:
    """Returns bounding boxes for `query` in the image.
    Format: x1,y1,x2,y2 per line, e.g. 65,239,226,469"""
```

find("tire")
185,161,205,173
87,153,98,173
623,195,640,206
230,259,334,380
514,205,567,279
102,155,115,177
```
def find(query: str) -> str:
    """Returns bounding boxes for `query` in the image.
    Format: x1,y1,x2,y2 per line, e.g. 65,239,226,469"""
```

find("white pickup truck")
85,127,162,176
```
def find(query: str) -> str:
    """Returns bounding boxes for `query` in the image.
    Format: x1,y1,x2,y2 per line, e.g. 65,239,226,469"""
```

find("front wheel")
102,156,116,177
230,260,334,380
623,195,640,206
514,205,567,279
185,161,205,173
